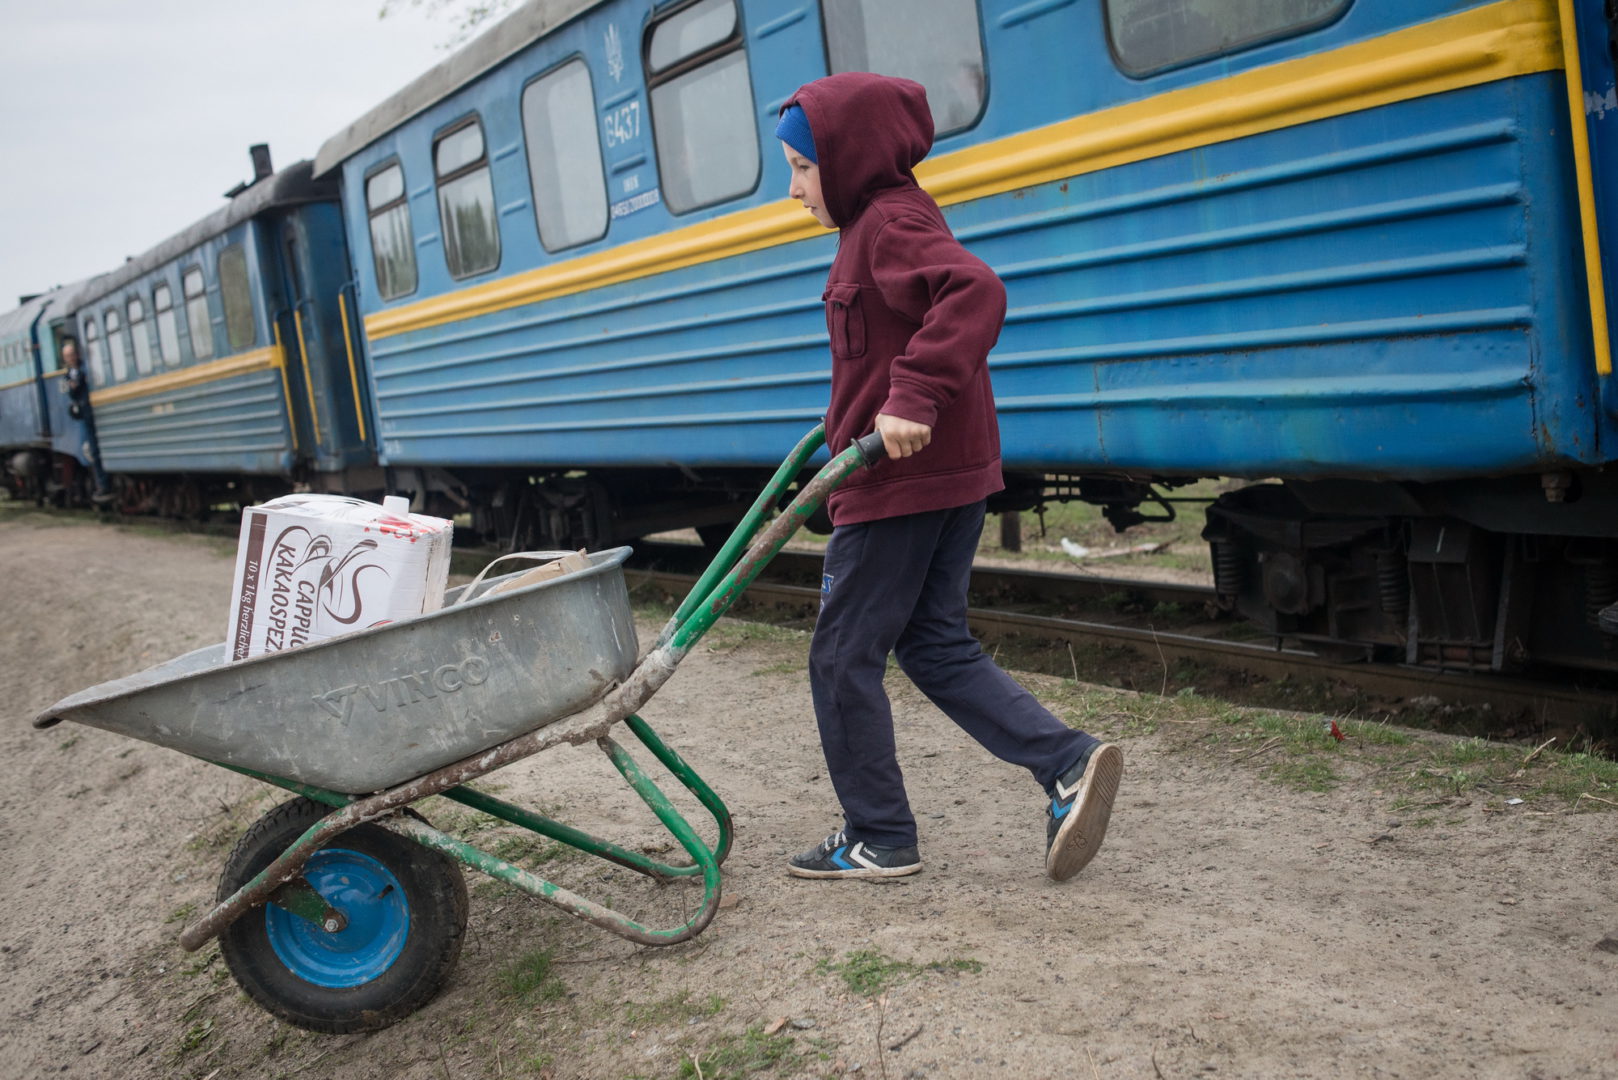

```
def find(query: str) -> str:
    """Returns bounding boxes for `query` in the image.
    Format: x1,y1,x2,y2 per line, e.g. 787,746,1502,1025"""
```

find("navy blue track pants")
809,499,1099,848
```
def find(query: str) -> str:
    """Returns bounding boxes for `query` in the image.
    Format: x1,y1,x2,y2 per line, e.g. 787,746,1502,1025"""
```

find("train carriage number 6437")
604,102,641,148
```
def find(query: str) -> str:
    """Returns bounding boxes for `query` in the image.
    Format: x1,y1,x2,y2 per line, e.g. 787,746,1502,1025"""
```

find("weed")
166,902,196,925
57,735,79,751
1342,719,1414,747
706,620,807,650
623,990,725,1026
174,1018,214,1057
500,948,565,1001
1537,751,1618,802
186,816,248,853
678,1026,803,1079
1267,758,1340,793
181,947,220,977
814,950,983,997
491,834,563,865
752,660,803,677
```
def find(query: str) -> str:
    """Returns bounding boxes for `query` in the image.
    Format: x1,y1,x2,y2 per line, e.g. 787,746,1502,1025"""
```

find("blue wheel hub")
266,848,410,988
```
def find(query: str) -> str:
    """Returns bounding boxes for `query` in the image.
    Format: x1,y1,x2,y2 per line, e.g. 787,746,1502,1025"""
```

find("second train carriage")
65,156,375,513
0,282,104,506
0,293,56,503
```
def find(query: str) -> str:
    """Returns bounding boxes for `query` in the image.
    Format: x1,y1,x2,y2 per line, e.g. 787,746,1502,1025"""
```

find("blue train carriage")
70,155,374,515
319,0,1616,672
0,292,56,503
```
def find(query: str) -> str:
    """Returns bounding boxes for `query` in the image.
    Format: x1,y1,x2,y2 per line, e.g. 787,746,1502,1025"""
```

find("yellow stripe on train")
89,346,285,407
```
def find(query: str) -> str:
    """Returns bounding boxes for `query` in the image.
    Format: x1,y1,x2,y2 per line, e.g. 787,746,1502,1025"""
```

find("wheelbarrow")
34,425,885,1033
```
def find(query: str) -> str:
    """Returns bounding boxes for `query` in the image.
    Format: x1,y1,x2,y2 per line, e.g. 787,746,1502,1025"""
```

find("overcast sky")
0,0,454,311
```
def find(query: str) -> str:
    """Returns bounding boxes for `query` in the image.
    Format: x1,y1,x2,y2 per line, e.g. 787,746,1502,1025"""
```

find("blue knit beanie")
775,104,817,164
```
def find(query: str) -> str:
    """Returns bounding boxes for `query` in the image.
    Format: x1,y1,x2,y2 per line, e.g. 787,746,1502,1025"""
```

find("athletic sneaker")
1045,743,1124,881
788,829,921,879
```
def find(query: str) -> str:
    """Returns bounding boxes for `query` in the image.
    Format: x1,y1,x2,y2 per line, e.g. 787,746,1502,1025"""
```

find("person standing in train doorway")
58,338,113,504
776,73,1122,882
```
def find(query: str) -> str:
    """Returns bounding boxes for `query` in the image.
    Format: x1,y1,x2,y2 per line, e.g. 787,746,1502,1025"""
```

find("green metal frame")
220,710,731,945
187,424,884,950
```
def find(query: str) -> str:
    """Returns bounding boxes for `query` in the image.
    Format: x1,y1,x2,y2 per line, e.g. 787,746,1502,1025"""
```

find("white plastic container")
224,494,453,661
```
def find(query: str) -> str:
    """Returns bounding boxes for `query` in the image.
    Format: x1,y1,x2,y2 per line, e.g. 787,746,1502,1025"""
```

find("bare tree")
378,0,521,48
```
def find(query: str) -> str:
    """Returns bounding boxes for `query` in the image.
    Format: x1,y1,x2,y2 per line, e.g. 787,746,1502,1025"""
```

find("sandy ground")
2,509,1615,1080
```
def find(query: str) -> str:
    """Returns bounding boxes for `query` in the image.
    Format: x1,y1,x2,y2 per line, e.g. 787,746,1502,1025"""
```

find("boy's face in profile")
783,144,835,229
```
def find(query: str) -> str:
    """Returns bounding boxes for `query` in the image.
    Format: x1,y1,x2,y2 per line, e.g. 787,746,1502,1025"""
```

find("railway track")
627,543,1618,739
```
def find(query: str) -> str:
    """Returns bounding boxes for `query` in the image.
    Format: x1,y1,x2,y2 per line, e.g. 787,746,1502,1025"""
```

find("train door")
272,206,376,478
1571,0,1618,418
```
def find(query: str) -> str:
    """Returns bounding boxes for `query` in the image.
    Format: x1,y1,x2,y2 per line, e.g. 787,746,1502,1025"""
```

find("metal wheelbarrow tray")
36,548,640,794
33,426,886,1035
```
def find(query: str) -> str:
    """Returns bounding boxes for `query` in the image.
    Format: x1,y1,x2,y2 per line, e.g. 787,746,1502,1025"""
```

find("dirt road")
2,507,1614,1080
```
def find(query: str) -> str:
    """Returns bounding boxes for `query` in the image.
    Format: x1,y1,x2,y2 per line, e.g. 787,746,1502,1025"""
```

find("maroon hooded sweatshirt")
782,73,1006,526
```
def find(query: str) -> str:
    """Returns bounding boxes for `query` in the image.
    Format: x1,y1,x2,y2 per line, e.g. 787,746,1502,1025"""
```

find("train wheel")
215,797,468,1033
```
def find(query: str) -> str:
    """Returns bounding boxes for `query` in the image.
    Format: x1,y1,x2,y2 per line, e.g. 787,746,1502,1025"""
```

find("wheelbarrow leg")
378,796,723,946
622,713,733,867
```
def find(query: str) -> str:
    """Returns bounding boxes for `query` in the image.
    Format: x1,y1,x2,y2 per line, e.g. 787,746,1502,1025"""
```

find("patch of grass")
185,814,249,853
57,735,80,751
814,950,983,998
174,1017,214,1058
678,1026,804,1079
181,946,220,978
1340,719,1414,746
500,948,566,1001
623,990,725,1027
751,660,804,677
705,619,807,650
1266,758,1340,792
1535,751,1618,803
166,902,196,925
491,834,565,866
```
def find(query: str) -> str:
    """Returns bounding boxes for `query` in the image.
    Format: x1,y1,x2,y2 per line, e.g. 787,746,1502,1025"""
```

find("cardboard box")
486,550,591,596
225,494,453,661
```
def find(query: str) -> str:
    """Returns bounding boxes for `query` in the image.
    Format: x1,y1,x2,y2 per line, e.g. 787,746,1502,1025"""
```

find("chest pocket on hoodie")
822,283,867,360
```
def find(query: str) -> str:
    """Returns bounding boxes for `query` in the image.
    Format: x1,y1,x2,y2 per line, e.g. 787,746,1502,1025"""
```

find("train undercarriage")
1199,470,1618,675
24,454,1618,678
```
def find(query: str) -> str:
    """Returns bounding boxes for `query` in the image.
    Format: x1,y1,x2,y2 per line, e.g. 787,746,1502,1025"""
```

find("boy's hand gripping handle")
854,431,888,466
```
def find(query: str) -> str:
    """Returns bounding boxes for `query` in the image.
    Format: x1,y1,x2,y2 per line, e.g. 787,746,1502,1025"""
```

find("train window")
104,307,129,382
217,244,257,352
521,59,608,252
822,0,986,136
83,318,105,385
434,118,501,279
126,296,154,376
1106,0,1349,76
183,267,215,361
645,0,758,214
364,163,418,300
153,283,180,367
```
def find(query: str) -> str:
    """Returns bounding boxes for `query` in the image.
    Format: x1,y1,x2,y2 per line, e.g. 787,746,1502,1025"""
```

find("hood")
783,72,934,227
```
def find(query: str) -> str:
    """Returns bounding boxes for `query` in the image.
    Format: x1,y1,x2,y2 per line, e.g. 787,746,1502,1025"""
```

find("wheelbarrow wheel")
216,797,468,1034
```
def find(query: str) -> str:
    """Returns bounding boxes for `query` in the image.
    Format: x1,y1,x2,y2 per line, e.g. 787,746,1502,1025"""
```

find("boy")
776,73,1123,883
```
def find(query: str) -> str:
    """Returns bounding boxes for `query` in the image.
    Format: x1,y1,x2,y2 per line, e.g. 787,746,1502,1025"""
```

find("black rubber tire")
215,797,468,1033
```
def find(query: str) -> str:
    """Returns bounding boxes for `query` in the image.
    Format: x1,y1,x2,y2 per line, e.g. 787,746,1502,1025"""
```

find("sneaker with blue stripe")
1045,743,1123,881
788,829,921,879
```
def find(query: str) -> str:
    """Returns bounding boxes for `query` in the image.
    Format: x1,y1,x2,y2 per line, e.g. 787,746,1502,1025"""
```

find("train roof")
312,0,608,178
61,161,336,314
0,280,90,340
